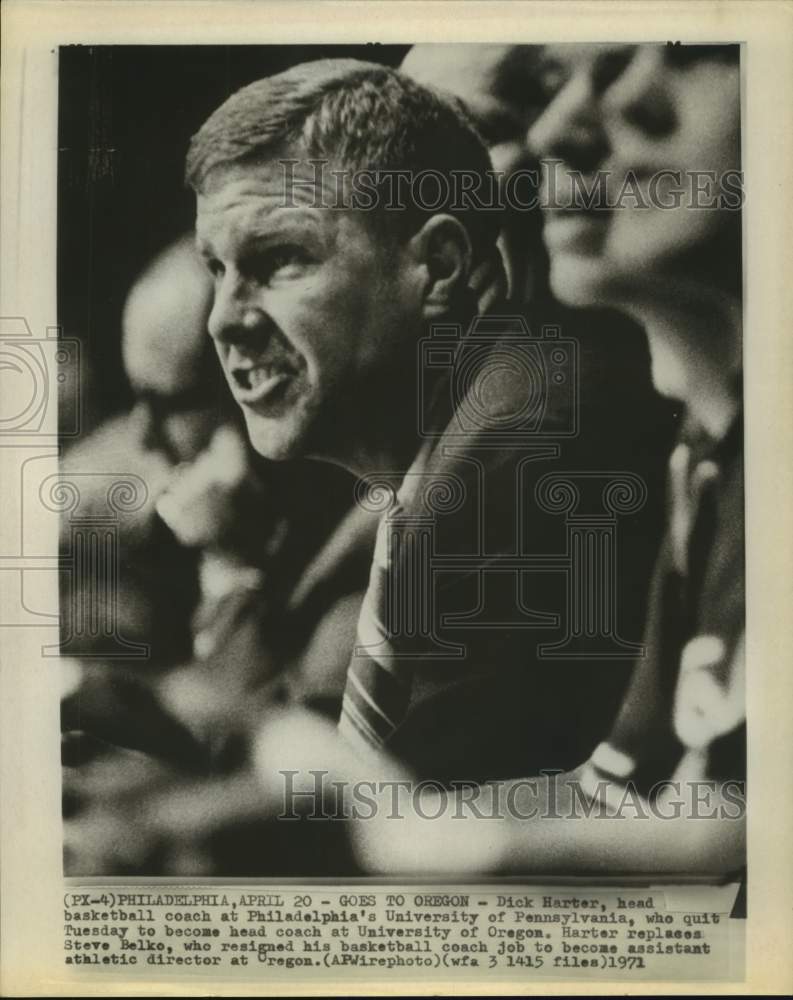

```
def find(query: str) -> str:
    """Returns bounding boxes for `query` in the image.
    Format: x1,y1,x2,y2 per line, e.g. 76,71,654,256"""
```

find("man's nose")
526,74,609,173
207,274,267,348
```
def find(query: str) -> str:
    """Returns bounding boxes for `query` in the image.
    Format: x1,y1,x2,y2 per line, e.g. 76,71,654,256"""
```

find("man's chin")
244,413,308,462
549,256,616,310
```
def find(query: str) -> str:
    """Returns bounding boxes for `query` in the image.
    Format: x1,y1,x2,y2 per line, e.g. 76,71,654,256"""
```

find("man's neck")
306,358,427,478
312,299,479,478
617,278,742,441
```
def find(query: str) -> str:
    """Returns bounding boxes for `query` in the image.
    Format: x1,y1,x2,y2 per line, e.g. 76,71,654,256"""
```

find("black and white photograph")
2,1,792,995
57,39,746,879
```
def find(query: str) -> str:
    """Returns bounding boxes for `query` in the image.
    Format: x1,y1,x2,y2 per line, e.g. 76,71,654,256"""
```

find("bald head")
122,234,214,397
122,235,223,465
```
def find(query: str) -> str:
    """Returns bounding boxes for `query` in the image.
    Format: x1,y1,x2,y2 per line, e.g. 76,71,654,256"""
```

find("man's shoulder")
419,310,573,476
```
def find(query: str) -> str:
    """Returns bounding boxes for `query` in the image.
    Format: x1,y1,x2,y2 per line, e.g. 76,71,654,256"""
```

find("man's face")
122,239,218,467
196,159,419,462
527,44,741,308
128,384,217,468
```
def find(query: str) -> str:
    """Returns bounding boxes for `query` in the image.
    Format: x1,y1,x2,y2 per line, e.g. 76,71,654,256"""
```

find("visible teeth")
233,364,290,391
248,366,274,388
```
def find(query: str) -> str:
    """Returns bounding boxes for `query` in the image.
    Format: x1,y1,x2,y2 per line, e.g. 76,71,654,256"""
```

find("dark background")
58,45,409,431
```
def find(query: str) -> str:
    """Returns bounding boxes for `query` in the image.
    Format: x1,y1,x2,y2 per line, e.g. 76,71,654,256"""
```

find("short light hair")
185,58,501,261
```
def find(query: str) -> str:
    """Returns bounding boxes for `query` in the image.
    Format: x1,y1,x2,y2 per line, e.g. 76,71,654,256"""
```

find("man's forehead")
195,159,348,236
198,153,343,201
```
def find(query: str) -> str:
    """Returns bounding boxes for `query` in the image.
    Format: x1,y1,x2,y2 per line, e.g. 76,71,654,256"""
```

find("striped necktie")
338,444,434,754
338,507,414,751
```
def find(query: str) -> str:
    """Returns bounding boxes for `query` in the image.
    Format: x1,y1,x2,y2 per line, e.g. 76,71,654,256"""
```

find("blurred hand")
61,660,209,772
156,424,251,548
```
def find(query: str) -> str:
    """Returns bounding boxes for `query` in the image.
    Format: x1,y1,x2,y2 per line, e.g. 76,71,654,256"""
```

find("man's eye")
205,258,225,279
258,246,310,281
536,62,568,102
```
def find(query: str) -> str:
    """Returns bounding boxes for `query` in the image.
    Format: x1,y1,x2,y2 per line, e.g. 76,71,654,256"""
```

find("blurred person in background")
58,234,219,667
401,43,548,303
62,235,375,874
259,43,745,877
60,234,224,872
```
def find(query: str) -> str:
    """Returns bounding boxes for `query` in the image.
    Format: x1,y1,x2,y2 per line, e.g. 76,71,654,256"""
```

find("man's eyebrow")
246,207,324,235
194,207,325,260
236,215,327,255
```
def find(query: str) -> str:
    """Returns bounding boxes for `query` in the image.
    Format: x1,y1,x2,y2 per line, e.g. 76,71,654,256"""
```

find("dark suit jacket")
352,307,675,783
601,412,745,792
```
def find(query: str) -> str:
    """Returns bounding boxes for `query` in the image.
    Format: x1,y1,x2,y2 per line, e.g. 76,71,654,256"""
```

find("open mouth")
230,363,294,405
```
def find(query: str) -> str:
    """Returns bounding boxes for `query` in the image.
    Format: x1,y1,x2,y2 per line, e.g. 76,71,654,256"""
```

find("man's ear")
406,214,472,320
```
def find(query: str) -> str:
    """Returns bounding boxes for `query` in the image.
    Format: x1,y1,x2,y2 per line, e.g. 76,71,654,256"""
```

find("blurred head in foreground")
527,44,742,423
